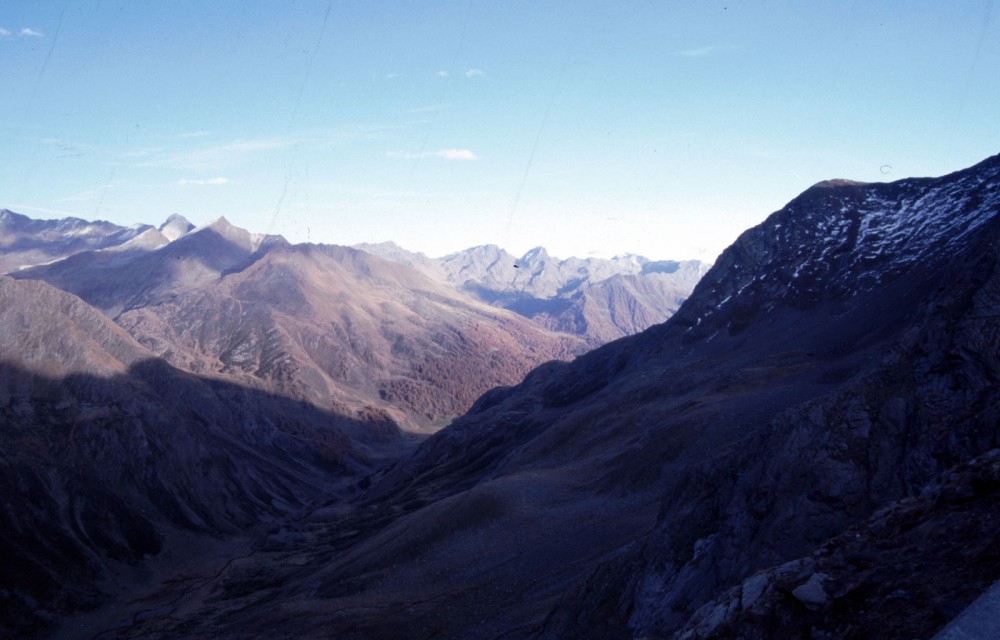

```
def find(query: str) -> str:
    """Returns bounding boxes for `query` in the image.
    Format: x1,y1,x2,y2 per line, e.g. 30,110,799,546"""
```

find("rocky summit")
2,152,999,639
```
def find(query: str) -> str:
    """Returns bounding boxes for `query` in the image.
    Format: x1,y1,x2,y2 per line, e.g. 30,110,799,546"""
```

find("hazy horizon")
3,1,998,262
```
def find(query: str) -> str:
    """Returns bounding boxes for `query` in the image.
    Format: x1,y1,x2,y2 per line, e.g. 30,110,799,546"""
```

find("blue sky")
2,1,998,261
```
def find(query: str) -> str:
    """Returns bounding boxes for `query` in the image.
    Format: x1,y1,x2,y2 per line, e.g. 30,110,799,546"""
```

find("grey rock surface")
934,580,1000,640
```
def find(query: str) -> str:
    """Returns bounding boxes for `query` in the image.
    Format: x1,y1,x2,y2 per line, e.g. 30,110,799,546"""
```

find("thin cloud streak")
132,126,408,170
405,103,452,114
178,177,232,186
20,28,44,38
133,136,299,170
386,149,478,161
678,45,717,57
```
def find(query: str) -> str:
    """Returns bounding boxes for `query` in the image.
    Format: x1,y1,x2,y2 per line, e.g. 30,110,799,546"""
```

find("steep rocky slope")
357,242,708,345
0,277,408,638
673,450,1000,639
104,153,1000,639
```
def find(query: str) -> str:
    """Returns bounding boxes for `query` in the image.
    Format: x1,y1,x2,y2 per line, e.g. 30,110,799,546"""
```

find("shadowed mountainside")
0,276,410,638
100,153,1000,639
673,449,1000,639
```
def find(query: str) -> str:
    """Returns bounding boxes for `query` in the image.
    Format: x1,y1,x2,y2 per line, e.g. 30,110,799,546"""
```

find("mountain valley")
2,152,999,639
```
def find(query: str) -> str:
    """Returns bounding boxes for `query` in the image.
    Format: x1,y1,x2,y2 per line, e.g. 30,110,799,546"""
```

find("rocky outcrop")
674,450,1000,640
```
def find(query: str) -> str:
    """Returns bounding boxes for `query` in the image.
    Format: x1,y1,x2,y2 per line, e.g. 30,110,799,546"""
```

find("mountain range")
0,209,154,275
356,242,709,346
2,152,999,639
5,215,591,431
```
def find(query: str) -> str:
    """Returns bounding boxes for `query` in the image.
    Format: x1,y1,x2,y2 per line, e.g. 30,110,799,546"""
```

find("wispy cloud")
60,188,102,203
0,28,11,37
127,127,407,170
133,136,295,169
464,68,485,78
59,181,122,203
436,70,449,78
20,27,43,38
178,177,232,186
121,146,165,159
385,72,400,80
387,149,478,161
438,149,478,160
677,46,718,58
405,103,452,114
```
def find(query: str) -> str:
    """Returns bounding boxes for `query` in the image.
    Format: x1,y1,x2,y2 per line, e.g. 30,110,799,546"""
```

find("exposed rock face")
356,241,709,345
96,153,1000,639
674,450,1000,640
0,277,407,638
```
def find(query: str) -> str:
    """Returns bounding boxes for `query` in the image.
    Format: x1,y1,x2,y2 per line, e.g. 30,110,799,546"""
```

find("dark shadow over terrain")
0,358,414,638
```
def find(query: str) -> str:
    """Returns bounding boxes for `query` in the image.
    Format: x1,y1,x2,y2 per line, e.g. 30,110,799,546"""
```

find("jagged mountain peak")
449,243,509,259
196,215,248,238
158,213,194,241
520,245,550,261
203,215,234,231
188,215,278,253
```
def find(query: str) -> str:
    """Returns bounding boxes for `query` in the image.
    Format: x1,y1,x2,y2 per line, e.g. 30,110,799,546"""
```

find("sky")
2,1,999,262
